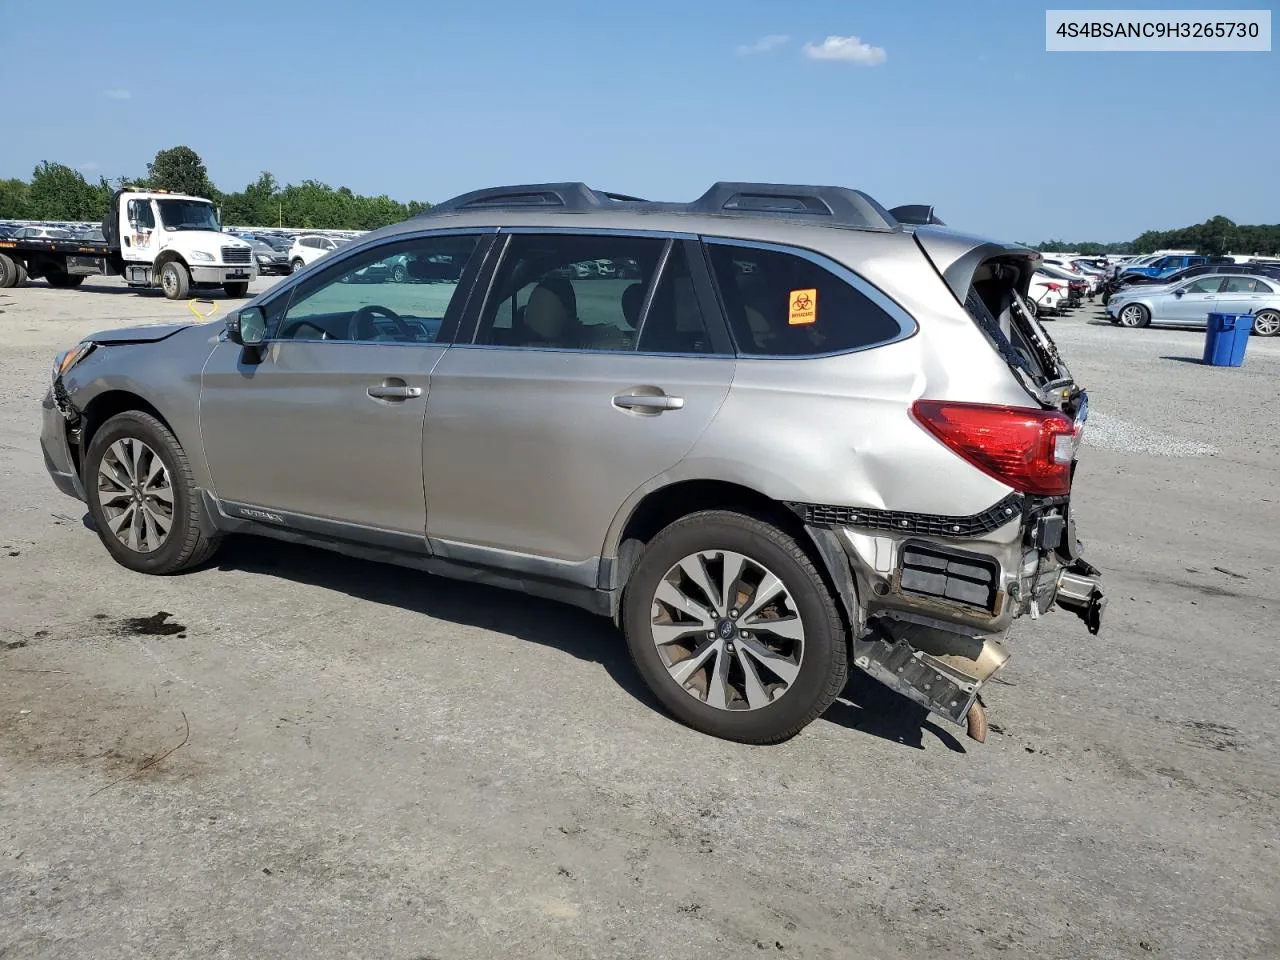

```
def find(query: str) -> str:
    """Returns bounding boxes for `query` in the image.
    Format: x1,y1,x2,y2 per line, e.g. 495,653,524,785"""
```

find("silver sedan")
1107,273,1280,336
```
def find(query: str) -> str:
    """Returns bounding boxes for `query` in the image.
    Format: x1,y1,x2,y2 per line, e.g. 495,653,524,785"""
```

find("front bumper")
41,389,84,501
190,264,257,284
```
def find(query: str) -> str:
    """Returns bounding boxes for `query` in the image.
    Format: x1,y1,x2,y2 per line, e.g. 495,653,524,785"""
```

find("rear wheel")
45,271,84,288
160,261,190,300
1118,303,1150,328
223,281,249,298
621,510,848,744
1252,310,1280,337
84,411,221,574
0,253,19,288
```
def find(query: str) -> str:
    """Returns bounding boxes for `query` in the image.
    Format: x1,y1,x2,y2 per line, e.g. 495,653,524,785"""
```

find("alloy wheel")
650,550,805,711
1252,310,1280,337
1119,304,1146,327
96,438,174,553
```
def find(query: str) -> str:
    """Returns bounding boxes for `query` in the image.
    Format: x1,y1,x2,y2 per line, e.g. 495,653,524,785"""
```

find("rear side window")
705,241,906,356
1221,276,1272,293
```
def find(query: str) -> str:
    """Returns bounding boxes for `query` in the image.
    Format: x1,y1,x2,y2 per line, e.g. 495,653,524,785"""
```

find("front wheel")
1252,310,1280,337
160,261,190,300
1118,303,1150,328
291,258,305,274
84,411,221,574
391,263,407,283
621,510,848,744
223,281,249,298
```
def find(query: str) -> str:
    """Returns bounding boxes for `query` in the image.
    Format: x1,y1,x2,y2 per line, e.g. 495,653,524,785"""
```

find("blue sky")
1,0,1275,241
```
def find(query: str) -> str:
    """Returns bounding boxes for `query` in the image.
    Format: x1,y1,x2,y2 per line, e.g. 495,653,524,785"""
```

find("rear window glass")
706,242,904,356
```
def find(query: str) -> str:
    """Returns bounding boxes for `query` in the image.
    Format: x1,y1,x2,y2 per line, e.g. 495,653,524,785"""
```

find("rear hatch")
910,225,1084,419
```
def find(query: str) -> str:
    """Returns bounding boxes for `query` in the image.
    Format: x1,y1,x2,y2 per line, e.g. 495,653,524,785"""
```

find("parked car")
1028,273,1071,316
1108,261,1280,299
1037,265,1088,304
14,225,74,240
288,234,345,272
1107,273,1280,335
39,180,1104,746
244,237,291,275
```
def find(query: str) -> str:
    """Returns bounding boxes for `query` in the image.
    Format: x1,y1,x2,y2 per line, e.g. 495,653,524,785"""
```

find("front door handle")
367,383,423,401
612,392,684,412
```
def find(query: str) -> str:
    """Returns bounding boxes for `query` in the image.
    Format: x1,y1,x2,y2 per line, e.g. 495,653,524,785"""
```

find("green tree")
0,178,29,219
146,146,216,199
25,162,102,220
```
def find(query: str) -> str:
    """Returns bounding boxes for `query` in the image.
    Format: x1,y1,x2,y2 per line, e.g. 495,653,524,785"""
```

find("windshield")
155,199,219,232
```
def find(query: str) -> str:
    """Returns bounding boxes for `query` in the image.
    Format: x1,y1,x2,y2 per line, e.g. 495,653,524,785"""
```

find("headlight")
190,250,215,262
53,341,95,381
257,253,271,262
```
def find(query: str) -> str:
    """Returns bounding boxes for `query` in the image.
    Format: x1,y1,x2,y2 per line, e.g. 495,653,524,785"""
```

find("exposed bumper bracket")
1054,558,1107,635
852,622,1010,734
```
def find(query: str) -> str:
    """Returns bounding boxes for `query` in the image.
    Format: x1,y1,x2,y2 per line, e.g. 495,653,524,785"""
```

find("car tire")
1117,303,1150,328
1251,309,1280,337
13,261,27,286
392,263,407,283
621,510,848,745
84,411,221,575
291,258,305,274
160,261,191,300
223,281,249,298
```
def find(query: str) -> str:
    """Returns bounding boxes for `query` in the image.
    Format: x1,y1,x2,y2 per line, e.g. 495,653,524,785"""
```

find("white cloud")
78,161,100,172
735,34,790,56
103,88,131,100
802,35,887,65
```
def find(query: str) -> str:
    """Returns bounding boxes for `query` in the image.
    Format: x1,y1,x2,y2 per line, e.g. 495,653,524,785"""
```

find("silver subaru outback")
40,182,1106,745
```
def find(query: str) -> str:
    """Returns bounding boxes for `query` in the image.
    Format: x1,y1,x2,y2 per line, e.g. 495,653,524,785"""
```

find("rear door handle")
613,393,684,412
367,384,423,401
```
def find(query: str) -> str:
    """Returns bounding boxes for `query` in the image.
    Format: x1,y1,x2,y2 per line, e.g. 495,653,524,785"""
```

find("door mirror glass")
1174,289,1185,297
229,306,268,345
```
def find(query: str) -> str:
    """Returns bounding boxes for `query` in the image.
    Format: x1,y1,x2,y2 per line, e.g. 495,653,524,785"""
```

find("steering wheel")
347,304,413,342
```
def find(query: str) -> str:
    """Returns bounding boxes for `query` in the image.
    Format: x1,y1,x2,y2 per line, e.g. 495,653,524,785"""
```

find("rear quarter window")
705,241,907,357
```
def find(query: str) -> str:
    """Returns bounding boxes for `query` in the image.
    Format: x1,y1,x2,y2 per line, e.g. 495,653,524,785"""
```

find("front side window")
1181,278,1222,294
272,234,482,343
706,241,906,356
475,234,671,351
127,199,156,229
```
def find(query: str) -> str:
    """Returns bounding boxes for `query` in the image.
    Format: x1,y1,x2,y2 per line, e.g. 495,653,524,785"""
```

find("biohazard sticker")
788,288,817,325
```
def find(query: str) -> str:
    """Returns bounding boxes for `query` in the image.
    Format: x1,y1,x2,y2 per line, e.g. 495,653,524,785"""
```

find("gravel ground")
2,278,1278,960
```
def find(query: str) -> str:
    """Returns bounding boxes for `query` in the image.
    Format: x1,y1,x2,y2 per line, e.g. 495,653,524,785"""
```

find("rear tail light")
911,400,1079,496
1045,282,1064,291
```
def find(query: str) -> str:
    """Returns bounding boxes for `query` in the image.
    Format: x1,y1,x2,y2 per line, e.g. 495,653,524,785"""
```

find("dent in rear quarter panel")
62,326,222,490
686,339,1014,517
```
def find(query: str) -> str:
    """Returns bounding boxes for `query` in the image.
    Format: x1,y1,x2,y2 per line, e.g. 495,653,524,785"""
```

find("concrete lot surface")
2,276,1278,960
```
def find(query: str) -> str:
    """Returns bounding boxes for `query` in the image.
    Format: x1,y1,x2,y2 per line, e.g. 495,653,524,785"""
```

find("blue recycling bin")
1202,313,1252,367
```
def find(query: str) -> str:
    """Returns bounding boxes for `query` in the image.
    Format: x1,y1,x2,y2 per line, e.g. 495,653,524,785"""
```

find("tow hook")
1054,558,1107,635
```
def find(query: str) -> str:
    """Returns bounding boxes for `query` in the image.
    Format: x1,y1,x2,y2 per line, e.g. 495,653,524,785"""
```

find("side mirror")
1174,290,1185,298
226,306,268,363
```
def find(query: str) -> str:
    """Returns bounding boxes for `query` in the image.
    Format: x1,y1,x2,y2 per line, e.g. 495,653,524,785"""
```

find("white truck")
0,187,256,298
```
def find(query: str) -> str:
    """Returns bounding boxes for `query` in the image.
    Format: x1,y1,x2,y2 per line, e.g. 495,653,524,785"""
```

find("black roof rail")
889,203,946,226
690,182,897,230
423,182,618,216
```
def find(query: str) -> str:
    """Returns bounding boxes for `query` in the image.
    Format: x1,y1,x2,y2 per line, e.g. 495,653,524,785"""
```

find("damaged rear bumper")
796,493,1106,740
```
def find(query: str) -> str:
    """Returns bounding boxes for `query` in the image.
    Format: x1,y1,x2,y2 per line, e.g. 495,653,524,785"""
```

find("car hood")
84,322,195,344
